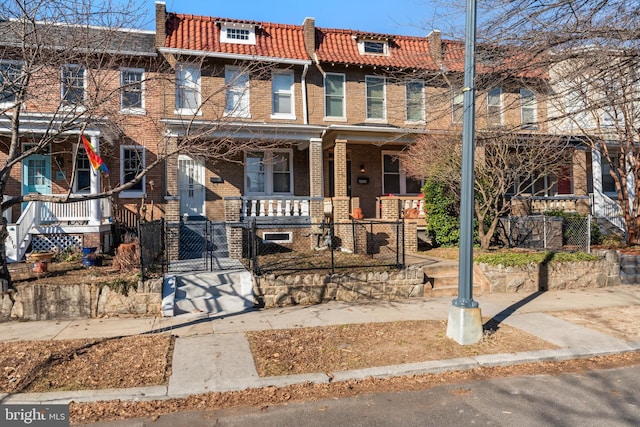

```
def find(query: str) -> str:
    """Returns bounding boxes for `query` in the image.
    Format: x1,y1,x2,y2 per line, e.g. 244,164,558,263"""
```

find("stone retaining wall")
476,256,620,293
253,265,426,308
0,279,162,321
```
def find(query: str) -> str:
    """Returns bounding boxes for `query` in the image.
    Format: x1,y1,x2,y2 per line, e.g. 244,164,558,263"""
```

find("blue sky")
137,0,452,37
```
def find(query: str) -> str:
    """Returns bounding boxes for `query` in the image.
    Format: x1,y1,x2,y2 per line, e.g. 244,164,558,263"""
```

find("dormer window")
364,41,385,54
357,38,389,56
220,22,257,45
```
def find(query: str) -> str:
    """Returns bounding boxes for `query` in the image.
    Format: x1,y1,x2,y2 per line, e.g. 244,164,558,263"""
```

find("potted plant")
27,251,54,273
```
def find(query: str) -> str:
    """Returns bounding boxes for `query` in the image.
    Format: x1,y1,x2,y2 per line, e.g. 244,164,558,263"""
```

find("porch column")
89,135,102,225
334,139,347,197
591,147,604,217
309,138,324,222
332,139,351,221
164,136,181,222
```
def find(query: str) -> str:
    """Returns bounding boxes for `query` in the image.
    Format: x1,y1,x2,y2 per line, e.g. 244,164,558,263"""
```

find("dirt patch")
10,258,144,288
246,319,556,377
0,334,173,393
70,352,640,424
550,306,640,342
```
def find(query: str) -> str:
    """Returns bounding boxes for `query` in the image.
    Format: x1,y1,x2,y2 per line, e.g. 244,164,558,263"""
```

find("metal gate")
165,220,246,273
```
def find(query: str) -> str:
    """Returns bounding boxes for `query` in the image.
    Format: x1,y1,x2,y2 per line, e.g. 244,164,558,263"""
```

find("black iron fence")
139,219,164,279
246,218,405,276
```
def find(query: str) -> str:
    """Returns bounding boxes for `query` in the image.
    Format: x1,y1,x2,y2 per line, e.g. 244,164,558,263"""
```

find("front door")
178,155,205,218
22,144,51,207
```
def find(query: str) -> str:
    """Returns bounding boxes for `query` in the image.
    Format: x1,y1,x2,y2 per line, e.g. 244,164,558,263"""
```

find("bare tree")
0,0,293,289
478,0,640,243
403,131,570,249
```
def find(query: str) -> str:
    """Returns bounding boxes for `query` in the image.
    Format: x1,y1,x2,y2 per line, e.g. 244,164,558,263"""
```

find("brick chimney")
155,1,166,49
302,17,316,59
427,29,442,66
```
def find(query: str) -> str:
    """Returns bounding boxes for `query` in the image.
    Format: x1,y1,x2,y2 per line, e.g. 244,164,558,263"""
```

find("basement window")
262,232,292,244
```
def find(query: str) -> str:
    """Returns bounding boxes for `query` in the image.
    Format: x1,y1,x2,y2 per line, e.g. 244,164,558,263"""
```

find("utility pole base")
446,305,483,345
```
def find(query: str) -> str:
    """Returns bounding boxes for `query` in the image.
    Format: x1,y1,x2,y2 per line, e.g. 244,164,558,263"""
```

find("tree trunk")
0,219,13,293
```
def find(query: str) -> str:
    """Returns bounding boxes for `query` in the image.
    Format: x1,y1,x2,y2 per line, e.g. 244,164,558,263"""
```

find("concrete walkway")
2,285,640,404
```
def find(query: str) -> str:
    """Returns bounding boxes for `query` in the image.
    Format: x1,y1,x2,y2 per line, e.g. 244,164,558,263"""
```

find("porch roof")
160,119,325,142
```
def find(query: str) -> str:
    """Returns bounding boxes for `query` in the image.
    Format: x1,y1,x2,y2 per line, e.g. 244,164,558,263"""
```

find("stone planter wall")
0,279,162,321
476,257,620,293
253,265,426,308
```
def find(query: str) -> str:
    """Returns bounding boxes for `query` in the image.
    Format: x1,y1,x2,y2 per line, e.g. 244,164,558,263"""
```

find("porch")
6,197,113,263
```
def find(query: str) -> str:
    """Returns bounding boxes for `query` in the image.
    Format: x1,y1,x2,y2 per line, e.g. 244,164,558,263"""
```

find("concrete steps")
162,269,254,317
422,259,482,298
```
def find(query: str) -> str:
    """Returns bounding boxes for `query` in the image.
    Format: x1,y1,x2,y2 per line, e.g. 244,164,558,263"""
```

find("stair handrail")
12,201,39,261
590,192,626,236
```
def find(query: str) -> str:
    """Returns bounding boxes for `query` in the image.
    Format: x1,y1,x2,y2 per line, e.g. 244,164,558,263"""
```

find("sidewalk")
2,285,640,404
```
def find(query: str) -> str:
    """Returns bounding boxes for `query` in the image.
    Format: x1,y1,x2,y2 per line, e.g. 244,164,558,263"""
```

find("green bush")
474,251,600,267
423,180,460,246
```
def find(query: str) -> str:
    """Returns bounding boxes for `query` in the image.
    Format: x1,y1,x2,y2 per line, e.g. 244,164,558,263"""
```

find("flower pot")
33,260,48,273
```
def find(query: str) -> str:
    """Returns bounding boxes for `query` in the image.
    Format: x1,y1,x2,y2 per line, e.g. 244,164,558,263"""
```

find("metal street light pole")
445,0,483,344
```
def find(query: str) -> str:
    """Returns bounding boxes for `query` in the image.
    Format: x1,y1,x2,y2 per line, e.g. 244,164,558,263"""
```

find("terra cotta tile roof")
163,13,309,61
315,27,441,71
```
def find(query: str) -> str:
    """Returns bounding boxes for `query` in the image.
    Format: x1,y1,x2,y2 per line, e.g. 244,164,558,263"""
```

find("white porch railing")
5,197,112,263
590,193,626,235
242,196,310,218
6,201,37,263
39,198,111,223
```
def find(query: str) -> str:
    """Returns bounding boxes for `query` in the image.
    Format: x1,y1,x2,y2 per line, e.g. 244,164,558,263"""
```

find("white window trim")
120,67,146,115
365,75,387,122
175,63,202,116
120,145,146,198
225,65,251,118
520,88,538,129
244,149,294,196
381,151,421,195
487,87,503,127
60,64,87,111
324,72,346,120
405,79,425,124
271,70,296,120
72,143,91,194
452,89,464,124
220,22,256,45
357,39,389,56
0,59,23,109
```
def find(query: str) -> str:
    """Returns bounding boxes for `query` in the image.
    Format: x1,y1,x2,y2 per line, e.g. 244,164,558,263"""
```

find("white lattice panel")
32,234,83,252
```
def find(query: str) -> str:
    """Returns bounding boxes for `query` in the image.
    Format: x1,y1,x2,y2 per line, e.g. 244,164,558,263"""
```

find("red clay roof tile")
164,13,309,60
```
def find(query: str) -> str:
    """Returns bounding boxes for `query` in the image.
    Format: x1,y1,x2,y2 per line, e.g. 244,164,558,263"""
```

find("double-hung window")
121,68,144,113
272,71,294,118
74,145,91,193
175,64,201,114
405,80,425,123
382,152,422,195
120,146,145,197
61,64,86,106
225,66,250,117
0,60,23,106
366,76,386,121
520,88,537,129
487,87,502,127
245,150,292,195
324,73,345,118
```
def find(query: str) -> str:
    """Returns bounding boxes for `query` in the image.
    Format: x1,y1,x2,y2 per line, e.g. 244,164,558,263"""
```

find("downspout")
302,63,309,125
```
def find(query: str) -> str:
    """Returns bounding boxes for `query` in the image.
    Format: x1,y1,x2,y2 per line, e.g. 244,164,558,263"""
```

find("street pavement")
1,285,640,405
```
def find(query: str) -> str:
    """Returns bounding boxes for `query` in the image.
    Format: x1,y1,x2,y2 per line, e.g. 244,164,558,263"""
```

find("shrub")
423,180,460,246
